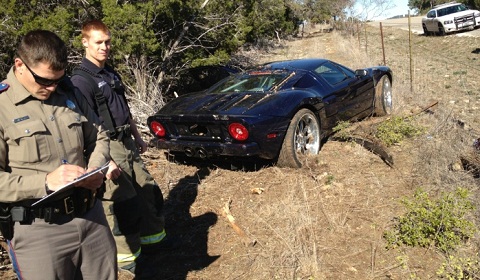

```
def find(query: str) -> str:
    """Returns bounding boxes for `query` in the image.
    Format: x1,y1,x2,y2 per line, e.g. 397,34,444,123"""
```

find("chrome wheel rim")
383,78,393,114
294,113,320,155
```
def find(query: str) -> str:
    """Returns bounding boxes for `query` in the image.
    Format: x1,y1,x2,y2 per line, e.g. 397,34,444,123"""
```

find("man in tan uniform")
0,30,117,279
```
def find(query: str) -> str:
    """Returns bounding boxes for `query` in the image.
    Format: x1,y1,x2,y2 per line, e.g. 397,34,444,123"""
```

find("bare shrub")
410,108,478,190
122,55,167,130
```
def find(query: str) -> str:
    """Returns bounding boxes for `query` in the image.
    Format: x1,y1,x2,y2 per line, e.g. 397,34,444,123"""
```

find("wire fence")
354,18,480,137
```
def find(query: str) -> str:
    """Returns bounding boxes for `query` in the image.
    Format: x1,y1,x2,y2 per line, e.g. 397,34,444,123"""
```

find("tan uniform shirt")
0,67,110,203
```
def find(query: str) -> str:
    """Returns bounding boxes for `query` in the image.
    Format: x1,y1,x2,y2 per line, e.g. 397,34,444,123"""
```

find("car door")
337,64,374,118
315,62,372,121
425,10,438,31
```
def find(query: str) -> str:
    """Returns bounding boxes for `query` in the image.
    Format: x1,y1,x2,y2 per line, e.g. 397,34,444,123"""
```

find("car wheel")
422,24,430,36
374,75,393,116
438,23,445,35
277,109,321,168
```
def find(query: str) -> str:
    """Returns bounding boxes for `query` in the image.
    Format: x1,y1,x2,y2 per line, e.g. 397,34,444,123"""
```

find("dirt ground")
1,20,480,280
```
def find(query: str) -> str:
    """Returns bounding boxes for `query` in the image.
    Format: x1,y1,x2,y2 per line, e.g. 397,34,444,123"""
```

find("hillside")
139,23,480,279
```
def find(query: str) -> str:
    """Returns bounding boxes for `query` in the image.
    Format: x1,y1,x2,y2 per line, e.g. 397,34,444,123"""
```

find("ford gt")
147,58,393,168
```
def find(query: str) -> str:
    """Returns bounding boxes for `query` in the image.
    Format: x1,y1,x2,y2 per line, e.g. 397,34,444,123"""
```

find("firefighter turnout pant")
103,136,166,264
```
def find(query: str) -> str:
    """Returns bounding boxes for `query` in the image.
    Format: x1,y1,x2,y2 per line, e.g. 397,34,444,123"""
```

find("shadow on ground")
165,152,275,172
152,167,219,280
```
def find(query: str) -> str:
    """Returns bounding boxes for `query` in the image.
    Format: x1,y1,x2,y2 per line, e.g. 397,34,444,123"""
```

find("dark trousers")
103,137,165,260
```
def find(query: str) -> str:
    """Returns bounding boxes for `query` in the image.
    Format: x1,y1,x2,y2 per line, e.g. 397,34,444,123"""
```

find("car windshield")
437,4,468,17
215,71,289,93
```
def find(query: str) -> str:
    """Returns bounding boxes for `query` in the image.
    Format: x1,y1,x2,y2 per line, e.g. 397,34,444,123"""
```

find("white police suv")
422,2,480,35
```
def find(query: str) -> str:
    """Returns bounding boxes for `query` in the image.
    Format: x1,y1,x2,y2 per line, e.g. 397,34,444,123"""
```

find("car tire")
422,24,431,36
374,75,393,116
277,109,321,168
438,23,445,35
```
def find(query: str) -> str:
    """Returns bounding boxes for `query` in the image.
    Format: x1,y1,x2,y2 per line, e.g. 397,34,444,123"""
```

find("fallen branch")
409,100,438,116
221,199,256,247
332,133,394,167
330,101,442,167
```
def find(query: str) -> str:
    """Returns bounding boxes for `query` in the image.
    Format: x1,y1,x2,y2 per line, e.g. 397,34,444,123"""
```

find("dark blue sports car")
147,58,393,168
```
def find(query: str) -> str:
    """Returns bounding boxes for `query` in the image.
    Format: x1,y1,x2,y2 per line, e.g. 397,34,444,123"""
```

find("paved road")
371,16,480,37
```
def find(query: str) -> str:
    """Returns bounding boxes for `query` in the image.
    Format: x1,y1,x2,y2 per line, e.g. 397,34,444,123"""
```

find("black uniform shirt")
71,58,130,128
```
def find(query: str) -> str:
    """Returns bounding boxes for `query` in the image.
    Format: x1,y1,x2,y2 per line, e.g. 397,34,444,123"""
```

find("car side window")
337,64,355,79
293,73,322,89
315,62,349,85
427,10,436,18
438,8,447,17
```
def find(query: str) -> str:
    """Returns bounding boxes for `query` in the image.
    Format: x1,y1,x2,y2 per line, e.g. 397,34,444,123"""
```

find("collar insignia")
66,99,76,110
0,83,9,93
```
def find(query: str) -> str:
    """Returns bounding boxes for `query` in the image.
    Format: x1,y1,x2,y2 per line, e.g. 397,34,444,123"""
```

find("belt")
31,190,96,223
33,196,76,220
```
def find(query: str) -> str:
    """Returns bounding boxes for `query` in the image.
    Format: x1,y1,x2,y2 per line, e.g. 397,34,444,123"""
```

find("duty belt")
110,124,131,141
12,189,96,224
32,196,76,221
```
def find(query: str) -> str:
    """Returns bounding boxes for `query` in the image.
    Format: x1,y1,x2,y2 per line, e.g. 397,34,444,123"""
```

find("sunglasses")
22,60,65,86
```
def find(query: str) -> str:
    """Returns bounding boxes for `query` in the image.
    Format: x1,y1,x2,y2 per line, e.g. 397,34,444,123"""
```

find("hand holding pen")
45,160,109,192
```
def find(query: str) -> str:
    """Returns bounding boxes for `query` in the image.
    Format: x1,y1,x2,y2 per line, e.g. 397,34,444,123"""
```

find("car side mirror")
355,69,368,77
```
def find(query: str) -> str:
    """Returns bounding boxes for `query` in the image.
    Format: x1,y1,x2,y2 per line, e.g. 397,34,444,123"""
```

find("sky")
354,0,413,20
381,0,412,19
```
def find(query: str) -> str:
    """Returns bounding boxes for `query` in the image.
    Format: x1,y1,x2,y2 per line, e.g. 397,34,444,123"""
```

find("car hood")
157,91,274,116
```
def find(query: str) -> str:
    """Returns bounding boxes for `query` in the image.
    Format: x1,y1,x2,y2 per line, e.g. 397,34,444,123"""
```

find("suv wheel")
437,23,445,35
422,24,431,36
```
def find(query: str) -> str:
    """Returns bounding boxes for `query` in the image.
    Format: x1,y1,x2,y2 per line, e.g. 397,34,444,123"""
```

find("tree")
0,0,356,124
349,0,396,21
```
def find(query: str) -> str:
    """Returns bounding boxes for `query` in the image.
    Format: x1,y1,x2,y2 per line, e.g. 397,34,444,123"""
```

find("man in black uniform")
71,19,170,277
0,30,117,279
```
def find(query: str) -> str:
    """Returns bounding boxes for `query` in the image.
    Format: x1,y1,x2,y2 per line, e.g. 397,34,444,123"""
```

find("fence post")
357,22,361,49
408,11,414,93
364,23,368,55
380,22,386,65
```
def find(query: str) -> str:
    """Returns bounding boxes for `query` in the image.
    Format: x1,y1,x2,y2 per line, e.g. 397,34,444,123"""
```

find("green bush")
383,188,476,253
375,116,424,146
437,254,480,279
332,121,352,140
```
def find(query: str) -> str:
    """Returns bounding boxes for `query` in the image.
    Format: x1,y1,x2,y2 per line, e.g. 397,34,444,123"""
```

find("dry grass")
144,23,480,280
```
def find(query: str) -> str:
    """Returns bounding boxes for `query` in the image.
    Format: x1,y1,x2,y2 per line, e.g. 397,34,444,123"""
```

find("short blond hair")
81,19,110,40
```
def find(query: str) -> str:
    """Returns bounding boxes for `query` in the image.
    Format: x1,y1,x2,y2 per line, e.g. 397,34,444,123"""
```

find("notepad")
31,161,110,207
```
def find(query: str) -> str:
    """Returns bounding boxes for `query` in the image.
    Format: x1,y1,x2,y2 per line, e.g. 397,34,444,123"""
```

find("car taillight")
228,123,248,141
150,121,166,137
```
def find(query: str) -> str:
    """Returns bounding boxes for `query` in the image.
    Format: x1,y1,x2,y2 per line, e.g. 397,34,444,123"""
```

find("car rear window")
216,71,289,93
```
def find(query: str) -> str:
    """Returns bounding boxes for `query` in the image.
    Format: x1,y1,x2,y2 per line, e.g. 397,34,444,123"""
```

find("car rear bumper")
150,138,265,159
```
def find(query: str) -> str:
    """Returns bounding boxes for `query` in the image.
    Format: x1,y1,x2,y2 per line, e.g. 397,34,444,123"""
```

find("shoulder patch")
0,82,9,93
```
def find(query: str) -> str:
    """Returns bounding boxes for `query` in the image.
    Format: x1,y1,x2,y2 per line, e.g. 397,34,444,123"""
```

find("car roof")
432,1,462,9
262,58,330,71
